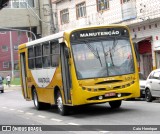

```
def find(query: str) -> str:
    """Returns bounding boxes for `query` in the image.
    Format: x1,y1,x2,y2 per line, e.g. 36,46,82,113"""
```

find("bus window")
50,41,60,67
42,42,50,68
28,47,35,69
35,45,42,68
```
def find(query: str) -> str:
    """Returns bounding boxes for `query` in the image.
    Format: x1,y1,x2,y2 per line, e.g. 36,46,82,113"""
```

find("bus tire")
33,89,48,110
56,91,68,115
109,100,122,109
145,88,153,102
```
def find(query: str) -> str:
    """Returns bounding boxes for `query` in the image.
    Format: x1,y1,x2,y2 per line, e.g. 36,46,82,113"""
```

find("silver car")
145,69,160,102
0,76,4,93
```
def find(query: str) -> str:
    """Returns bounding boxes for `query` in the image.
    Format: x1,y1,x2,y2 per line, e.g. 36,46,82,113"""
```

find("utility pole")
49,0,55,34
28,15,32,41
9,31,14,79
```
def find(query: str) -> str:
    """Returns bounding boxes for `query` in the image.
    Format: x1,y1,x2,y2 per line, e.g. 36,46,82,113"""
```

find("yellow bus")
18,25,140,115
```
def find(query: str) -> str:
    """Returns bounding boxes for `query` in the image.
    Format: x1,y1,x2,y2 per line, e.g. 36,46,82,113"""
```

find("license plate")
105,92,116,97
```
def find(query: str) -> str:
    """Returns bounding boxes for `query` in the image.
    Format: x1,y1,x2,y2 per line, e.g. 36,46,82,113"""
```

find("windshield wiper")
101,41,109,76
104,38,118,67
85,42,102,67
109,47,114,66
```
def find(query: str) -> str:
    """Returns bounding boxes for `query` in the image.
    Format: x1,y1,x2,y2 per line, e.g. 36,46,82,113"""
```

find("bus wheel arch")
31,85,36,100
54,86,60,104
54,86,69,115
32,86,50,110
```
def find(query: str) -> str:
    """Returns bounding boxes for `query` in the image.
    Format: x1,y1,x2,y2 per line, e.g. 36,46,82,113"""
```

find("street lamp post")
0,27,36,40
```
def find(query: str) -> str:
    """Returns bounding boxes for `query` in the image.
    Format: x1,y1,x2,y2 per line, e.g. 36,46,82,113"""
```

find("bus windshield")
71,37,135,79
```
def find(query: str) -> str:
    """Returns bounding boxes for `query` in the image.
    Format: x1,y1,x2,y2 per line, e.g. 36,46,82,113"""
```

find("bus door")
20,52,28,99
60,43,72,104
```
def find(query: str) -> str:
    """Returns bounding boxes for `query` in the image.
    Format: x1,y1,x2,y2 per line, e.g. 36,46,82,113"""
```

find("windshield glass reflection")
71,38,135,79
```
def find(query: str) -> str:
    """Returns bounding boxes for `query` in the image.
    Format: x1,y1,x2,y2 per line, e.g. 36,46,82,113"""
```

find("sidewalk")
3,84,21,90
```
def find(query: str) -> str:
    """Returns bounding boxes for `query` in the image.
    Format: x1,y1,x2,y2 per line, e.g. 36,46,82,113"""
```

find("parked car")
0,76,4,93
145,69,160,102
139,72,147,98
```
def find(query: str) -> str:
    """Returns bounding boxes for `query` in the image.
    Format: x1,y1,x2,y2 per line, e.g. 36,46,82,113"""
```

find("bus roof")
26,31,64,47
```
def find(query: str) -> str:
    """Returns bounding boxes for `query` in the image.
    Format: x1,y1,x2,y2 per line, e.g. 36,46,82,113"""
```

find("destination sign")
70,27,129,41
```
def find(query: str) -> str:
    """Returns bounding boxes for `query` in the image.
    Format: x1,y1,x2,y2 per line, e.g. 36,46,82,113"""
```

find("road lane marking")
38,115,46,118
25,117,30,120
9,108,15,111
68,123,79,125
51,118,62,122
4,90,13,92
17,110,24,113
25,112,34,115
2,107,7,109
99,131,110,133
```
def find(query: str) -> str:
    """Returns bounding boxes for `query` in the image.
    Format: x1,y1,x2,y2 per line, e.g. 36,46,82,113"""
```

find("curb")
3,85,21,90
3,85,21,87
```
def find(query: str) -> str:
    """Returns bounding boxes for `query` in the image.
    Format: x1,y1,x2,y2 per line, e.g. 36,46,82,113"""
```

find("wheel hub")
57,95,63,112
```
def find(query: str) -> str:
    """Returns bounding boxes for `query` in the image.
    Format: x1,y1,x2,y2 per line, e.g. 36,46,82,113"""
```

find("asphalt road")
0,86,160,134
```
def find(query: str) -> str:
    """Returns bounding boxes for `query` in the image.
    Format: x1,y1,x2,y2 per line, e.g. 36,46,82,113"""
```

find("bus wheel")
56,91,68,115
33,89,44,110
145,89,153,102
109,100,122,109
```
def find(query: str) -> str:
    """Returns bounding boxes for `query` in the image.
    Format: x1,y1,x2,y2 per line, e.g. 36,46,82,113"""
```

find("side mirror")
133,42,140,62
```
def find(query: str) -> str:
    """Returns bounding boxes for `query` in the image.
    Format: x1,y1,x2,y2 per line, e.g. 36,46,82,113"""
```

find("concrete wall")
0,0,54,37
0,8,39,28
55,0,122,31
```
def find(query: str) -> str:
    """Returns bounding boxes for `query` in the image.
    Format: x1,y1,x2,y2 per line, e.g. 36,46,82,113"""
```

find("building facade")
52,0,160,77
0,31,28,77
0,0,55,37
0,0,56,77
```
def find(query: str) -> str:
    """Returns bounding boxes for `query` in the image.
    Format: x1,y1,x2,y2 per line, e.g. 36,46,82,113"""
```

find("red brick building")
0,31,28,77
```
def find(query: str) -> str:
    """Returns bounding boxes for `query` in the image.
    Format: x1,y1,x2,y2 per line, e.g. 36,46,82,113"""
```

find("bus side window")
35,44,42,68
50,41,60,67
42,42,50,68
28,47,35,69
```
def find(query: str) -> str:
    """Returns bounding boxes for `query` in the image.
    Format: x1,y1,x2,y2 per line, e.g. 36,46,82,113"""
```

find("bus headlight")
117,93,121,97
98,96,103,100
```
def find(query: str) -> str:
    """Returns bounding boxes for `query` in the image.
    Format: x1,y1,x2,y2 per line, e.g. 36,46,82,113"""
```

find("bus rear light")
94,89,98,92
82,87,86,90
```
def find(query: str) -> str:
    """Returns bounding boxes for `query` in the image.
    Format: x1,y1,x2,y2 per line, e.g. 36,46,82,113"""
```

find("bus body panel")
24,61,64,104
